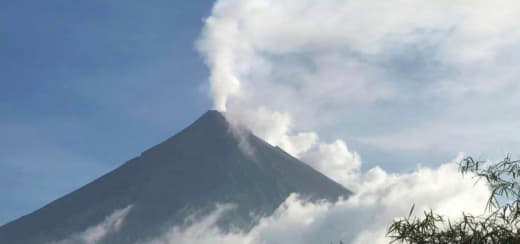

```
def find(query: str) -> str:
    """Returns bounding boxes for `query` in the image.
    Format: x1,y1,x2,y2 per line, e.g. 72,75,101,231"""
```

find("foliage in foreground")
387,155,520,243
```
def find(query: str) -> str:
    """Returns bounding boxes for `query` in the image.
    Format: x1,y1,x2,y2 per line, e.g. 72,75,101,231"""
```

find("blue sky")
0,0,214,225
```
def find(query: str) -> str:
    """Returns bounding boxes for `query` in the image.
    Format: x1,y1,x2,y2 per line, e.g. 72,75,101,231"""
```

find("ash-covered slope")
0,110,351,244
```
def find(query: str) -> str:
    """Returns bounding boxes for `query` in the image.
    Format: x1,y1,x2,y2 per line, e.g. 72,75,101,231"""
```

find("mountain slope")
0,110,351,244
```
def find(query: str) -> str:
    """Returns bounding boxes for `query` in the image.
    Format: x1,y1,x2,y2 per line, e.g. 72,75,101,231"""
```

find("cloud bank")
143,158,489,243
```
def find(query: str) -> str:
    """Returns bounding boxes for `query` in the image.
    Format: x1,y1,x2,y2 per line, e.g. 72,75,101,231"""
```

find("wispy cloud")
50,205,133,244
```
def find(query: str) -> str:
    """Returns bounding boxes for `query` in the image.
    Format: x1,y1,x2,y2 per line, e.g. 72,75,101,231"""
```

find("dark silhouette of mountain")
0,110,351,244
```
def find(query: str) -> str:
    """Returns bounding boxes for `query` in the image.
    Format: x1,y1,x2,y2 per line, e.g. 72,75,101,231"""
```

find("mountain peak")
198,109,227,124
141,110,232,156
184,109,229,130
0,110,351,244
181,109,231,136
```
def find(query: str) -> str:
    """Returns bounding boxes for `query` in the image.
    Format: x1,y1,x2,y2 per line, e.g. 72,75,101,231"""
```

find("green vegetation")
387,155,520,243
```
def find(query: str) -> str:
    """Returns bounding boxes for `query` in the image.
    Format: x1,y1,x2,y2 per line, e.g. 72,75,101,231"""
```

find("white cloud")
198,0,520,160
141,204,249,244
301,140,361,190
51,205,133,244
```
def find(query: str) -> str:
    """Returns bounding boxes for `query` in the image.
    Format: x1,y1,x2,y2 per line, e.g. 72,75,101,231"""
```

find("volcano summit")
0,111,351,244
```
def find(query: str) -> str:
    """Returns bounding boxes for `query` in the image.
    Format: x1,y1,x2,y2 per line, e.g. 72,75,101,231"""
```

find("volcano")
0,110,351,244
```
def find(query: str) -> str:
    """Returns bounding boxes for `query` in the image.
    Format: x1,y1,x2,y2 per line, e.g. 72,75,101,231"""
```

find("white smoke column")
197,1,258,111
51,205,133,244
